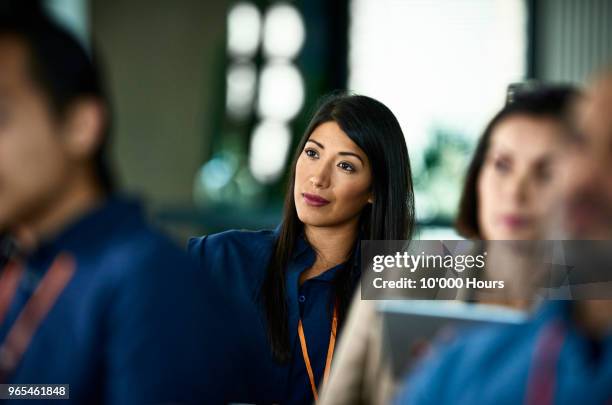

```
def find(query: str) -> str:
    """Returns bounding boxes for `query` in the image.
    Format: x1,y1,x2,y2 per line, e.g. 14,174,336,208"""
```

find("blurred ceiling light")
257,61,304,121
195,152,239,203
262,3,305,59
248,120,292,183
227,2,261,58
226,62,257,119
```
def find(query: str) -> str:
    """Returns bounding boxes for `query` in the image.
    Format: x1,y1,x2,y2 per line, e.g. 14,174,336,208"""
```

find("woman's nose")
309,165,331,189
506,173,529,205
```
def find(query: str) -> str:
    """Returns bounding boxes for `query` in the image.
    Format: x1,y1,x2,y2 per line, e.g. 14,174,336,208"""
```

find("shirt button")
298,295,306,303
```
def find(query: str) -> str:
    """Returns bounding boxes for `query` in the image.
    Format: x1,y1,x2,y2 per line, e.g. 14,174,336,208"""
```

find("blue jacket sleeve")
103,240,226,404
187,235,208,268
393,333,471,405
394,351,448,405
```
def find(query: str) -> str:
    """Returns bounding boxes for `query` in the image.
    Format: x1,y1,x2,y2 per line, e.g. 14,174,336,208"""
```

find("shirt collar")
283,228,362,281
271,224,313,264
26,195,144,271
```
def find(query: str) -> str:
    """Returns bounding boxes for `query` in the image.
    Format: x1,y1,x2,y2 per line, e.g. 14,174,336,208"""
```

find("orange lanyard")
297,303,338,402
0,254,75,381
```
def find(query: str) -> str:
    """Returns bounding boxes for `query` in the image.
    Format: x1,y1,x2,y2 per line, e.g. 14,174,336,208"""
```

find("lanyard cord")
0,254,75,381
297,303,338,402
0,261,24,326
525,319,566,405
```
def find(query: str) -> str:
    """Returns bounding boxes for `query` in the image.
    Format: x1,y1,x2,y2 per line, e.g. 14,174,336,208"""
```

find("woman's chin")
298,214,333,228
488,229,539,241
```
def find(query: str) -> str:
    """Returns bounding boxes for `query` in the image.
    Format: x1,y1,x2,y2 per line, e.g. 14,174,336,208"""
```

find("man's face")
0,36,72,232
560,76,612,239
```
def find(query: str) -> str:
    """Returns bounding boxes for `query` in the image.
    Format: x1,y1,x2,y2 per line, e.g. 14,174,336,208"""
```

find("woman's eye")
536,164,553,183
304,148,318,158
493,158,511,173
338,162,355,172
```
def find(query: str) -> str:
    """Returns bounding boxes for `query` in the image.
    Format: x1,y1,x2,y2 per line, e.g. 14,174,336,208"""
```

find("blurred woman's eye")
535,163,553,183
493,157,511,173
304,148,318,159
337,161,355,173
537,169,552,183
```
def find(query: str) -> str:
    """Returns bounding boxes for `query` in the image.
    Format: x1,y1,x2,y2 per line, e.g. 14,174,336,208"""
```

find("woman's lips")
302,193,330,207
500,214,532,229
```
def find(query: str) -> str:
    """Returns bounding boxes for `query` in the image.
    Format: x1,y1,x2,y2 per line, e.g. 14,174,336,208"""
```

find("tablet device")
378,300,528,378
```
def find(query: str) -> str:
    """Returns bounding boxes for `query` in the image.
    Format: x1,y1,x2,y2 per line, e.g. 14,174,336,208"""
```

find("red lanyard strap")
0,262,24,326
0,254,75,381
525,319,566,405
297,303,338,402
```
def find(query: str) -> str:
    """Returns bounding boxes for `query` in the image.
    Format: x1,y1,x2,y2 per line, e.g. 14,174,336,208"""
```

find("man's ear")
61,98,105,161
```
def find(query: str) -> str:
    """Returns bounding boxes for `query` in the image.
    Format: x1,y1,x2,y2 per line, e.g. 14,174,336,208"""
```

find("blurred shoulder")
397,320,536,404
188,228,277,254
187,228,278,270
102,223,196,280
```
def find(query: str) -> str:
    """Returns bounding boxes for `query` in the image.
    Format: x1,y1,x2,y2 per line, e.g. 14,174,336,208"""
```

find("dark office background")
45,0,612,242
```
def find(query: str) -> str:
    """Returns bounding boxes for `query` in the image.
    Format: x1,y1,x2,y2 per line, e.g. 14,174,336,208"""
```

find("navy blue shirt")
188,228,360,404
395,301,612,404
0,197,237,404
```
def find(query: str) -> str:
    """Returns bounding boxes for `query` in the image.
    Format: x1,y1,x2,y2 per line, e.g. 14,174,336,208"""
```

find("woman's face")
477,115,566,240
294,121,373,229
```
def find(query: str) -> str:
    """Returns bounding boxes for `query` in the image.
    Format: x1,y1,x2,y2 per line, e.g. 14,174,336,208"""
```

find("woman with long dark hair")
319,84,580,405
189,93,415,404
456,83,579,240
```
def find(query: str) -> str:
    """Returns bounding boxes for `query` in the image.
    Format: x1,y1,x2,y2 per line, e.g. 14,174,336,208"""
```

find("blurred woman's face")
477,115,566,240
294,121,372,230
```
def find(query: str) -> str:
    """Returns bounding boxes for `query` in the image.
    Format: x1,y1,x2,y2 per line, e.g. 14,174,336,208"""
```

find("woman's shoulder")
187,228,277,269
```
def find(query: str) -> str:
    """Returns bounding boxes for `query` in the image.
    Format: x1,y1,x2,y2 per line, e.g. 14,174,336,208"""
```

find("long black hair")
261,93,415,362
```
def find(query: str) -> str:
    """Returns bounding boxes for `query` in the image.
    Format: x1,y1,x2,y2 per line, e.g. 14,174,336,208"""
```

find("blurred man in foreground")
395,72,612,404
0,3,234,403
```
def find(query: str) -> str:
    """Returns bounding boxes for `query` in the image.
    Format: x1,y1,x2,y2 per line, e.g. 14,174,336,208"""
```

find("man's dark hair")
0,0,115,193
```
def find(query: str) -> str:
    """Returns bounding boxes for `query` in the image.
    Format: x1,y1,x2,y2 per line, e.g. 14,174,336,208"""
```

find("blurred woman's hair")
260,92,415,362
456,83,580,239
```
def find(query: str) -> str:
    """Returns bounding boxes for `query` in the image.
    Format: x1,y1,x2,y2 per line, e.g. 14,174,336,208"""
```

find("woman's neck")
483,243,544,300
299,221,359,284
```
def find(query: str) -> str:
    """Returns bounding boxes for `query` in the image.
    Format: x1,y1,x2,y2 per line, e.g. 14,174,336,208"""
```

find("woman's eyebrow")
339,151,364,165
306,139,324,149
307,139,365,165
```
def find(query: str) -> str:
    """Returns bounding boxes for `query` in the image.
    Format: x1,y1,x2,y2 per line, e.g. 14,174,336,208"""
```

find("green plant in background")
414,127,472,224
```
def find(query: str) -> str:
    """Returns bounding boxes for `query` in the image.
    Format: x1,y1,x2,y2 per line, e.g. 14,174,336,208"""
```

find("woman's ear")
367,193,374,204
